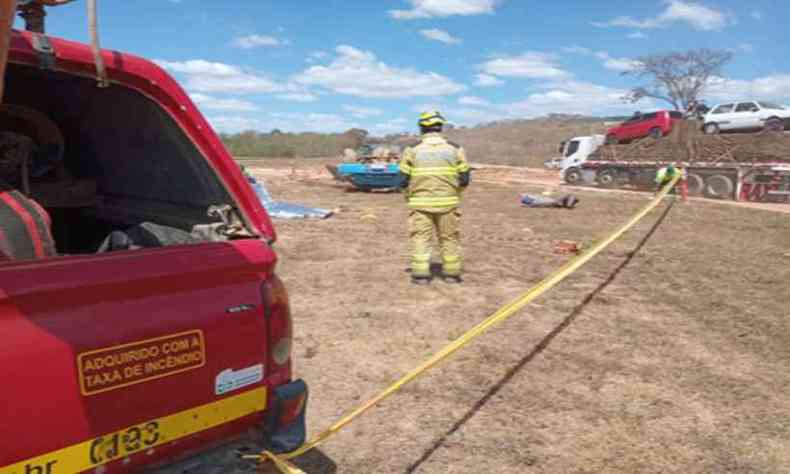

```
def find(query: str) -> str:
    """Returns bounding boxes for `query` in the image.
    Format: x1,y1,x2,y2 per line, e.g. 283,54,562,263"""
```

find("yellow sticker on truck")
77,330,206,396
0,387,266,474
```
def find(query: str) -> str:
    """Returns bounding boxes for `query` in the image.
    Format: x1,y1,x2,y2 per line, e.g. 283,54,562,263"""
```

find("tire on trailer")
703,174,734,199
703,122,720,135
764,117,784,133
648,127,662,139
686,173,704,196
564,167,582,185
597,169,616,188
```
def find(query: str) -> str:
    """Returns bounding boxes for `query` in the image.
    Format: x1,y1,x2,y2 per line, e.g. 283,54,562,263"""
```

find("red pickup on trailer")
0,29,306,473
605,110,684,144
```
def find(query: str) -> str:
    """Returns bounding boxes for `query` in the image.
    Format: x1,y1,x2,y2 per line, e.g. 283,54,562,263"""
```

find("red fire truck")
0,24,306,474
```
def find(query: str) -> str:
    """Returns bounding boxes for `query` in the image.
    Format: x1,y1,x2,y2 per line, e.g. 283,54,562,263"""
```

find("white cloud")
661,1,734,30
628,31,647,39
593,1,734,31
295,45,465,98
209,116,268,133
479,52,568,79
275,93,319,103
412,103,490,124
750,10,762,20
306,51,329,63
371,118,410,134
232,34,289,49
597,53,641,72
561,46,592,55
475,73,505,87
563,47,641,72
458,95,490,106
342,105,385,118
210,113,362,134
411,79,646,127
390,0,498,19
603,58,640,72
706,75,790,102
413,103,445,114
303,113,359,132
156,59,238,76
272,113,360,133
501,80,642,118
445,107,495,123
185,73,281,94
514,81,633,117
420,28,462,44
189,93,259,111
734,43,754,54
156,59,282,94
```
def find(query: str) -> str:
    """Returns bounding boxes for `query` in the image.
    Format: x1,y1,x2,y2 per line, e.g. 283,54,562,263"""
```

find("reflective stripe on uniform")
442,256,462,276
407,196,460,209
401,133,468,211
410,166,459,177
411,252,431,277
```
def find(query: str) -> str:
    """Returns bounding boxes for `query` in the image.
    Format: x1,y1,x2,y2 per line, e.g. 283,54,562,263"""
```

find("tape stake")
258,176,681,472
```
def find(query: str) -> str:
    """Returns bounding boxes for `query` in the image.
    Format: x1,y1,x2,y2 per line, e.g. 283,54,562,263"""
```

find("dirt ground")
156,159,790,473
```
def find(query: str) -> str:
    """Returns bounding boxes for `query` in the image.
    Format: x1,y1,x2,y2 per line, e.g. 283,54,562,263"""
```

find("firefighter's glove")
459,171,470,188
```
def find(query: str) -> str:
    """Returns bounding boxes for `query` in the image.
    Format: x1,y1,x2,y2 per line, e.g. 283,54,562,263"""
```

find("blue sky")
20,0,790,135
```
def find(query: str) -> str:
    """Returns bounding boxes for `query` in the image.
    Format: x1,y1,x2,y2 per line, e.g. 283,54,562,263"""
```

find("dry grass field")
154,159,790,474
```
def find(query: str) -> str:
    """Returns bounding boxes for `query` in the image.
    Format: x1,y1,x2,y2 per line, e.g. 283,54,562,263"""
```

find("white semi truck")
546,134,790,203
544,134,604,185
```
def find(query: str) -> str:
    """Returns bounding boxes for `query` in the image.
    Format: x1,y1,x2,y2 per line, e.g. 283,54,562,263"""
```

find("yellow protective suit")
399,133,470,278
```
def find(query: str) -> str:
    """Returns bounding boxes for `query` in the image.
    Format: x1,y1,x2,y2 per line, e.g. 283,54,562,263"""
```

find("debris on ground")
521,193,579,208
553,240,581,254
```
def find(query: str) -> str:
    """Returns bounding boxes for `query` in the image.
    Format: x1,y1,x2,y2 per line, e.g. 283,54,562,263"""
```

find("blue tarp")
246,175,333,219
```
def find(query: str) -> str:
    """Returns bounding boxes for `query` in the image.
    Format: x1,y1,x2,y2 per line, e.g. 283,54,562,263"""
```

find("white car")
703,101,790,134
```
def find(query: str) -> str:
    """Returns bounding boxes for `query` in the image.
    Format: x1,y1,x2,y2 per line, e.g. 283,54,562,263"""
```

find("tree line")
220,128,369,158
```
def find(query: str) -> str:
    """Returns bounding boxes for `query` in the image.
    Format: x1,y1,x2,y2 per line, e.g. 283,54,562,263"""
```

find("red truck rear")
0,29,306,473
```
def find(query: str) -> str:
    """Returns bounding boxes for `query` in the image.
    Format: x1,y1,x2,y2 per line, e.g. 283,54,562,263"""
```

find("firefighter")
399,111,470,285
0,131,57,260
654,163,688,201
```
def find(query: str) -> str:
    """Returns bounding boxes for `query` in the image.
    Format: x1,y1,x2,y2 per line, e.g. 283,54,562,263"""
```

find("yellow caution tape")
255,176,681,472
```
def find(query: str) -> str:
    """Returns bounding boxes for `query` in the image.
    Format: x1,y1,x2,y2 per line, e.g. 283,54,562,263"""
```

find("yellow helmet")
418,110,447,128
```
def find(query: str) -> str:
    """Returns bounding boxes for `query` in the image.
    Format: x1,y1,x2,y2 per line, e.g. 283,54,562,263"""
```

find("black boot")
443,275,463,284
411,276,431,286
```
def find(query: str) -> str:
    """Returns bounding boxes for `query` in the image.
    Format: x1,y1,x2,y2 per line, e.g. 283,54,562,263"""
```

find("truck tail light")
262,275,292,372
278,391,307,428
267,379,308,453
